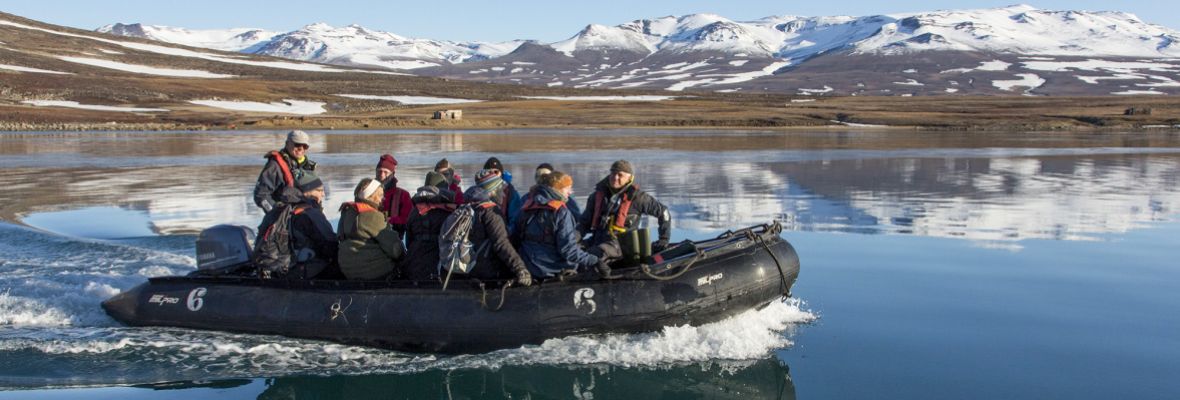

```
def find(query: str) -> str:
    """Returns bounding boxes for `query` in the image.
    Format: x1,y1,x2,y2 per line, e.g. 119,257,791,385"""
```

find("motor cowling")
195,224,255,274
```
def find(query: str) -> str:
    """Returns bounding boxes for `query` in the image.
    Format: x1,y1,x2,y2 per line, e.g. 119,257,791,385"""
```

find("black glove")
596,259,614,279
652,239,670,253
514,267,533,287
597,240,622,260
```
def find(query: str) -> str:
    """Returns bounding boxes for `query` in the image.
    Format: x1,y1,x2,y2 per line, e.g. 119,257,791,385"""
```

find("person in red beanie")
376,154,412,238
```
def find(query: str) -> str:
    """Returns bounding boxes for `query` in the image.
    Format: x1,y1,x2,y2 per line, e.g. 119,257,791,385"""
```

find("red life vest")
591,185,635,232
415,202,457,216
340,201,378,214
266,150,295,187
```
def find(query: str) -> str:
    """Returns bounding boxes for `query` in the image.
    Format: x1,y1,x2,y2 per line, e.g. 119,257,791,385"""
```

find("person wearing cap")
514,171,613,279
402,171,459,280
580,160,672,252
255,171,338,279
482,157,522,228
459,186,532,287
376,154,412,238
253,130,318,213
338,178,406,280
434,158,465,204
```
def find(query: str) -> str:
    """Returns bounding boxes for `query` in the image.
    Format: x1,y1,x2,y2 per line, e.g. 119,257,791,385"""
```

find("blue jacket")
514,187,599,278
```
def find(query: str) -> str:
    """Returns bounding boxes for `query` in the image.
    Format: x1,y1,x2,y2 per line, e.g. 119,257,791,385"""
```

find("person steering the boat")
580,160,672,252
514,171,615,279
253,130,317,213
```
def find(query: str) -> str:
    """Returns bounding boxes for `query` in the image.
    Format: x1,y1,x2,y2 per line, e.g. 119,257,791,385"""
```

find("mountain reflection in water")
2,130,1178,248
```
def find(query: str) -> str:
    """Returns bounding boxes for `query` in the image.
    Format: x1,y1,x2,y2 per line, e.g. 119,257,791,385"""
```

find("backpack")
254,204,296,278
438,204,478,276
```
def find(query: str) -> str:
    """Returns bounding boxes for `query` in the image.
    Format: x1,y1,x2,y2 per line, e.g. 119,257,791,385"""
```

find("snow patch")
57,56,234,78
520,96,677,101
335,94,483,104
729,60,750,66
798,86,834,95
993,73,1046,93
1111,90,1166,95
188,99,326,114
976,60,1012,71
893,79,925,86
21,100,168,112
0,63,72,75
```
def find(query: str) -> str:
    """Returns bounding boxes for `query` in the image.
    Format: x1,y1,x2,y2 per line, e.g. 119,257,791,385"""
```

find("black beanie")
484,157,503,171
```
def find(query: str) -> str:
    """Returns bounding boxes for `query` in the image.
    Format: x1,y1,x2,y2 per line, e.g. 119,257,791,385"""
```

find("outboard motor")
193,224,255,276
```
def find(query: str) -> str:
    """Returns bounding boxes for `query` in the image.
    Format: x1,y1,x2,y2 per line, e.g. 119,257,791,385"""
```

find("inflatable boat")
102,222,800,353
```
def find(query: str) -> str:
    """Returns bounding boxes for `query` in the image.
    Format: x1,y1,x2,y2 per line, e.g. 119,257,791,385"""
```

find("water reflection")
2,131,1179,248
119,359,792,400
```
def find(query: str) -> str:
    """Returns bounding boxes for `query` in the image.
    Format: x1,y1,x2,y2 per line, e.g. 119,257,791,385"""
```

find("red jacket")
380,178,413,233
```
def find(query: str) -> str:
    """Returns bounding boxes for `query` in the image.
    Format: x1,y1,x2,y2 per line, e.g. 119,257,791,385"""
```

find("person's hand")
515,268,533,287
596,260,614,279
598,240,622,260
559,268,578,277
652,239,670,253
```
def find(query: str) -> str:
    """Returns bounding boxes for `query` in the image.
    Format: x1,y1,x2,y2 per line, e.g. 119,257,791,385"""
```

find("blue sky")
3,1,1177,42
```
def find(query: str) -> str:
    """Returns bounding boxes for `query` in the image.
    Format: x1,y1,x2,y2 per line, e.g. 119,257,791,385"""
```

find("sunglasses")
292,143,309,150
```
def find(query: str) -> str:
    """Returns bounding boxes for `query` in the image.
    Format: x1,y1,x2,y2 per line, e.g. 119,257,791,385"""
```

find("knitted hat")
296,171,323,192
376,154,397,171
483,157,503,172
435,158,451,171
610,160,633,175
545,171,573,191
424,171,449,189
475,169,504,192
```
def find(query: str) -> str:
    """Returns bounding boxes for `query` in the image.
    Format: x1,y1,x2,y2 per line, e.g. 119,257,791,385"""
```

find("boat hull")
103,229,800,353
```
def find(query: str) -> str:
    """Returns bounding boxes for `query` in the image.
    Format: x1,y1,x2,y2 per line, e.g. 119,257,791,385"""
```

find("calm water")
1,130,1178,399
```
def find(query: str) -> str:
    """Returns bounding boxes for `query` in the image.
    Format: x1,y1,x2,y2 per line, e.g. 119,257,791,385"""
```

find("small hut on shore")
433,110,462,120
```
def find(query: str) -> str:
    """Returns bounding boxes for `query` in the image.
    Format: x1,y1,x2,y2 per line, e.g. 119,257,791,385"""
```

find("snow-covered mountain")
99,5,1180,95
97,23,279,52
98,22,525,70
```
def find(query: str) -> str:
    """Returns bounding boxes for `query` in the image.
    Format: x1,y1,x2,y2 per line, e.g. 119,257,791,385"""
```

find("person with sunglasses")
253,130,319,213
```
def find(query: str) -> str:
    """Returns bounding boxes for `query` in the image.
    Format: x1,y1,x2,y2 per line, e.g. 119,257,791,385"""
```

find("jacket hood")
532,185,566,204
464,186,493,204
412,185,455,204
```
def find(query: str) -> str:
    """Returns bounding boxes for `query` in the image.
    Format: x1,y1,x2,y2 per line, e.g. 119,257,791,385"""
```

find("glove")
514,267,533,287
652,239,670,253
597,240,622,260
596,259,614,278
559,268,579,277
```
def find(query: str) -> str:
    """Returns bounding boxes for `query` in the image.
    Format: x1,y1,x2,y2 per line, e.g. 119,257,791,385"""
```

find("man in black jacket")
256,171,338,279
461,186,532,286
579,160,672,251
254,130,317,213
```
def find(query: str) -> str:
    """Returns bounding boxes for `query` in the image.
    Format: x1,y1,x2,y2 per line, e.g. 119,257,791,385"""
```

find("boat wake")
0,223,815,387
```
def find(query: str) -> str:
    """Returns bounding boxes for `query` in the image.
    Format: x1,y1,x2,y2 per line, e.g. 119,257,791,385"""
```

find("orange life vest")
266,150,295,187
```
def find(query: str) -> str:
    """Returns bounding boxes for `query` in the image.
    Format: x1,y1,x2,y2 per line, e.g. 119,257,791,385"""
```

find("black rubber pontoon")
102,222,800,353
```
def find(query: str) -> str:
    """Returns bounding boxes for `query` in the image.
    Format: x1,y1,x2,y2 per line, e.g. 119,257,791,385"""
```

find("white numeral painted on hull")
187,287,207,311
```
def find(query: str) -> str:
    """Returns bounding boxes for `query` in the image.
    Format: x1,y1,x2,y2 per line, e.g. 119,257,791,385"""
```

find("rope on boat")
754,231,791,299
479,281,511,312
641,247,705,281
329,296,353,323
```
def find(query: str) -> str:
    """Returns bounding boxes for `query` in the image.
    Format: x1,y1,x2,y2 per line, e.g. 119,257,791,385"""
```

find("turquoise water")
1,130,1178,399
